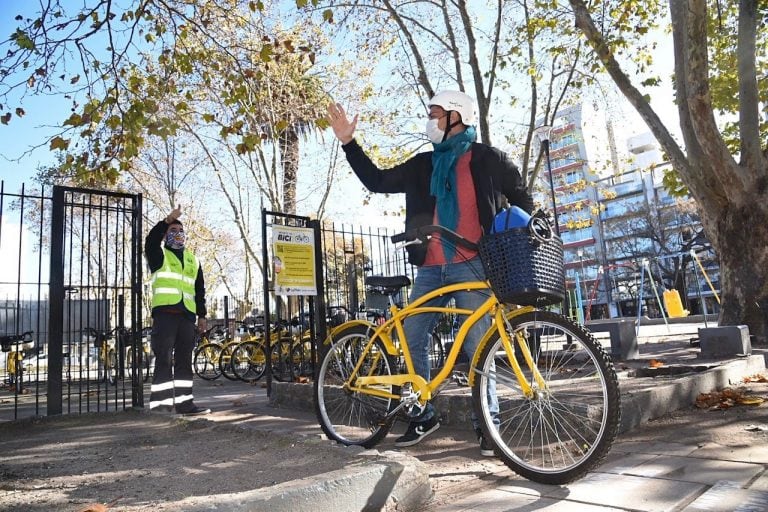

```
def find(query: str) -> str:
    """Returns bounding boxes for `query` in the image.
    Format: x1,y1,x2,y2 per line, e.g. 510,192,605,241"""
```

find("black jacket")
145,220,207,320
342,138,534,266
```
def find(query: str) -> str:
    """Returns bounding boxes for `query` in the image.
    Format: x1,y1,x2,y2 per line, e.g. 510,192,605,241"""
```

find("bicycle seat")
364,275,411,289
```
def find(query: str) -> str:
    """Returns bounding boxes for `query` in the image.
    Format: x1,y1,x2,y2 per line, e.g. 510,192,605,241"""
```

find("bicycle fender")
322,320,377,346
467,306,536,386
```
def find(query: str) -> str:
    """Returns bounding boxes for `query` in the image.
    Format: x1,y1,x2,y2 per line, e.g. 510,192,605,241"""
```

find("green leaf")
12,29,35,51
202,113,215,123
259,44,273,62
49,136,70,150
63,113,83,126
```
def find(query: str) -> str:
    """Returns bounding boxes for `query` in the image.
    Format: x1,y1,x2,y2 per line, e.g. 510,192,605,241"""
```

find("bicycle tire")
231,341,266,383
218,343,240,381
193,342,223,380
142,350,152,382
270,339,293,382
125,348,152,383
472,310,620,485
107,349,118,385
314,324,398,447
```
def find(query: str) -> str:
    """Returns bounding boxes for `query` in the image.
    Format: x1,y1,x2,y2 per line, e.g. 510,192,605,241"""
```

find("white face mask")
425,118,446,144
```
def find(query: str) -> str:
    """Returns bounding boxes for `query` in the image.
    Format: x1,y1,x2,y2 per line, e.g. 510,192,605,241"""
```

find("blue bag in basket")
491,206,531,233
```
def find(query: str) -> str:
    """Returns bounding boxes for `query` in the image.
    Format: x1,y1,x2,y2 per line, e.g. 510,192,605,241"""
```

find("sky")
0,1,683,217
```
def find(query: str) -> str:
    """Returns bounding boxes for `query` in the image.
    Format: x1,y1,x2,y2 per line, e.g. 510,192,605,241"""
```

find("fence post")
47,186,65,415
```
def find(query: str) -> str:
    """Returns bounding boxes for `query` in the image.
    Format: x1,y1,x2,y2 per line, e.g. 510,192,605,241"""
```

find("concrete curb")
177,450,431,512
246,354,765,511
618,354,766,433
273,355,766,434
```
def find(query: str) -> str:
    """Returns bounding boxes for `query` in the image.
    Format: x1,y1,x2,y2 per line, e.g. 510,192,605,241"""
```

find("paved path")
4,318,768,511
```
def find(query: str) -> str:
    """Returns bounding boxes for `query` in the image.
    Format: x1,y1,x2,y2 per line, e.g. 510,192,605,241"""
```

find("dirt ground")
0,410,360,512
4,376,768,512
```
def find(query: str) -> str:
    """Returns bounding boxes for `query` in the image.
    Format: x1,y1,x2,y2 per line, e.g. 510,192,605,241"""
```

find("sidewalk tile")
688,442,768,465
611,440,700,457
683,480,768,512
429,488,626,511
521,472,703,512
624,455,762,485
599,451,657,474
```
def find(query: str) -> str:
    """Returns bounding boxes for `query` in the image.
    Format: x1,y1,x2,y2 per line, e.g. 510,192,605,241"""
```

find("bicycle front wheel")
314,325,398,447
193,342,223,380
472,310,620,485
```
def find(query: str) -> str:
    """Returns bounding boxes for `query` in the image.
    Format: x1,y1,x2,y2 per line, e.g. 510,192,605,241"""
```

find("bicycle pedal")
452,371,469,387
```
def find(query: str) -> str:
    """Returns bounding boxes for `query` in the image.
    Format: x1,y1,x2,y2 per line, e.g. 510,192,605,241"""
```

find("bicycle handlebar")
391,225,479,251
0,331,34,344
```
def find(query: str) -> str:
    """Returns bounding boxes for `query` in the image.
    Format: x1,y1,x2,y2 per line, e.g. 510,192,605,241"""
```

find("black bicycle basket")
478,226,565,306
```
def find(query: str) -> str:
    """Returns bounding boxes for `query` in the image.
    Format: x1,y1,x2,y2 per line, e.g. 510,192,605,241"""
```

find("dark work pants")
149,312,197,411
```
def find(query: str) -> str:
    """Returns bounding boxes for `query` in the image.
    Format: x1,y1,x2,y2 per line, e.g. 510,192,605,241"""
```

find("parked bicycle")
314,223,620,484
83,327,123,385
1,331,34,392
193,325,226,380
125,327,153,382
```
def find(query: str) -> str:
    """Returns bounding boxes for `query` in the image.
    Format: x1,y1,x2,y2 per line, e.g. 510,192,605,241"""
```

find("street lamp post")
577,247,588,319
534,125,561,237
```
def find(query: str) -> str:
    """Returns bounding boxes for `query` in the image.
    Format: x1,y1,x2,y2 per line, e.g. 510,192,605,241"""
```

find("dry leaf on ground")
695,387,766,410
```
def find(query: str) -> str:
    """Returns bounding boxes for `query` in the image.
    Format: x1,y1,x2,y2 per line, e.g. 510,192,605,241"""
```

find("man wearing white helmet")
328,91,533,455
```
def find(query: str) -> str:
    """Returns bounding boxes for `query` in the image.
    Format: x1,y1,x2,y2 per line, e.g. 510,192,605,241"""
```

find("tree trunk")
713,203,768,343
571,0,768,342
280,127,299,215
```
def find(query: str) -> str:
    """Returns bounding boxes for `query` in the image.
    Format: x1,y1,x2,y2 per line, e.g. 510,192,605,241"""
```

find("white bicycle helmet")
428,90,477,126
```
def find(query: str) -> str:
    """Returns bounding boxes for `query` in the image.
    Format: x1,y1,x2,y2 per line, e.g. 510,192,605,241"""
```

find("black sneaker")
394,416,440,447
478,432,495,457
176,405,211,416
149,404,173,414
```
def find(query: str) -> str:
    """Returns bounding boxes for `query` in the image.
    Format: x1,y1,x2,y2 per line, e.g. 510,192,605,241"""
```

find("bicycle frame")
331,280,546,405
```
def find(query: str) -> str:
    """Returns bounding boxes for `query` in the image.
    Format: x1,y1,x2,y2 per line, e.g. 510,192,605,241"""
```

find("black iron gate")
47,186,144,415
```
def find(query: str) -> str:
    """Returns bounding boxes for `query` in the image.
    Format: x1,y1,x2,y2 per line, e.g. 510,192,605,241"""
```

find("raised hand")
327,102,358,145
166,205,182,224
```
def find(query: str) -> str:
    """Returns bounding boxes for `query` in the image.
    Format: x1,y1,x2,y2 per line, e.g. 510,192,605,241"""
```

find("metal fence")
1,181,441,420
0,183,143,421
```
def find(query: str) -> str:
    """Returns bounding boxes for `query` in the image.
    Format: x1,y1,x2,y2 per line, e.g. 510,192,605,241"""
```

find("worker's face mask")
165,228,186,250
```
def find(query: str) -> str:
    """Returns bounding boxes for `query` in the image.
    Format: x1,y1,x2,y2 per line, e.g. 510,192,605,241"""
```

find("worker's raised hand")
166,205,182,224
327,102,357,145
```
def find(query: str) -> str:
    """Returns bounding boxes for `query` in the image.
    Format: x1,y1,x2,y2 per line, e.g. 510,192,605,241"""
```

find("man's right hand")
327,102,357,145
166,205,182,224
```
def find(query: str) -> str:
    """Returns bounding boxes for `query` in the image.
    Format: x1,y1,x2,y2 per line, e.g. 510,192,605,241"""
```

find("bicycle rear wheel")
193,342,223,380
218,343,240,381
472,310,620,485
429,332,445,369
314,324,398,447
231,341,266,383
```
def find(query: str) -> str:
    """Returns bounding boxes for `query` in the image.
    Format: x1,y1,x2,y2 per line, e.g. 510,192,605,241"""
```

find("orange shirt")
424,151,481,265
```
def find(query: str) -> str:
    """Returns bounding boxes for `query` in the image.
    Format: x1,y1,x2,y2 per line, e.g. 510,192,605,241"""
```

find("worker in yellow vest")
145,205,210,415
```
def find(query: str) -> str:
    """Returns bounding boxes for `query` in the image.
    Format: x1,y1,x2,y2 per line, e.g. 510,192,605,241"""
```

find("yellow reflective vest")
151,248,199,314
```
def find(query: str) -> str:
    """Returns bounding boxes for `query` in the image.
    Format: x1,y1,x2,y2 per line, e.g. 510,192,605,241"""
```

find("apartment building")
534,107,719,320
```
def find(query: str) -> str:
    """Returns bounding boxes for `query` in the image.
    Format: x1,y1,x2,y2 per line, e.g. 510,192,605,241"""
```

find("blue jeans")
403,258,499,428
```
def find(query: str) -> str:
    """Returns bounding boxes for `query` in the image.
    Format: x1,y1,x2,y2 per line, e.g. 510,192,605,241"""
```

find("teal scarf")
430,126,477,261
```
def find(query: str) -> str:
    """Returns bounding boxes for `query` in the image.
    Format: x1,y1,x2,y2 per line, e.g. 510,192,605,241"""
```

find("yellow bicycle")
314,224,620,485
